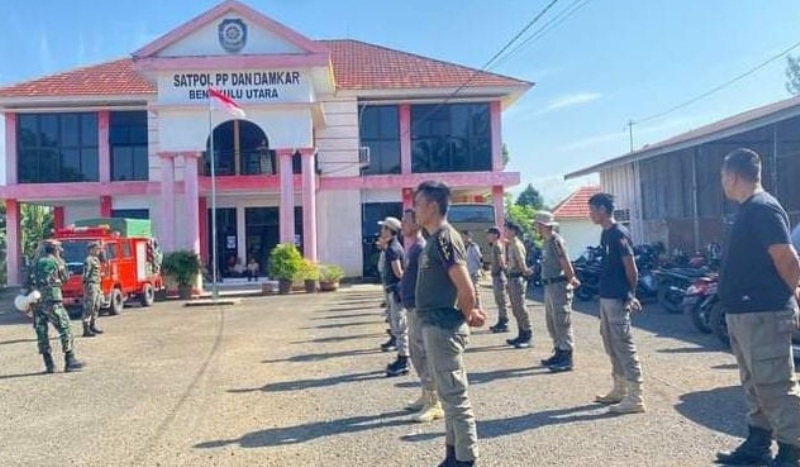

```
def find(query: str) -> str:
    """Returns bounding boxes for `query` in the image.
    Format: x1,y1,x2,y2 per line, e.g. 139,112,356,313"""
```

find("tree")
504,193,537,241
786,55,800,95
21,204,53,260
516,183,544,210
502,144,510,168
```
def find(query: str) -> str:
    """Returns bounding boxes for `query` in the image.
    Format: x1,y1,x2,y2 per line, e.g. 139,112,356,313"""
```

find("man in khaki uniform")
534,212,580,372
486,227,510,333
81,242,104,338
503,221,533,349
414,181,486,467
715,148,800,467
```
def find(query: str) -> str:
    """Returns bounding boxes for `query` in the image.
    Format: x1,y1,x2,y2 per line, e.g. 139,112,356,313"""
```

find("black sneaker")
386,357,409,377
506,335,521,346
490,321,509,333
514,331,533,349
540,349,558,366
548,350,574,372
380,337,397,352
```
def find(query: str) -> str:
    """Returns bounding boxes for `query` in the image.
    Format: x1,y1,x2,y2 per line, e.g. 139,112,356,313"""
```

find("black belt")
542,276,568,286
491,272,505,277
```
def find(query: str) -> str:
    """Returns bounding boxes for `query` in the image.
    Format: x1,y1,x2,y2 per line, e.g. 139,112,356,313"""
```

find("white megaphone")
14,290,42,316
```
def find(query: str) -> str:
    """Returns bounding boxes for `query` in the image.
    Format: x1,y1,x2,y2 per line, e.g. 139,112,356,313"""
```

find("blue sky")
1,0,800,205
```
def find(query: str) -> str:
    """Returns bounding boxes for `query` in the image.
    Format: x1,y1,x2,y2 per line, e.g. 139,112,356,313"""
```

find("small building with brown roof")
565,94,800,253
0,0,531,285
551,186,602,258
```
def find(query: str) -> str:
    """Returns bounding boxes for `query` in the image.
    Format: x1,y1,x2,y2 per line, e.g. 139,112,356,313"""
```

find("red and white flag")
208,87,246,119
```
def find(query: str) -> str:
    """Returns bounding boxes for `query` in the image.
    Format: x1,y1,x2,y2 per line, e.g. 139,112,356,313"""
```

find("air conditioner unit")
358,146,371,168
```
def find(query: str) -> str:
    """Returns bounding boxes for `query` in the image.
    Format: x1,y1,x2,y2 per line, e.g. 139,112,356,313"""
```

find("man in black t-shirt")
587,193,645,415
715,148,800,467
379,216,410,378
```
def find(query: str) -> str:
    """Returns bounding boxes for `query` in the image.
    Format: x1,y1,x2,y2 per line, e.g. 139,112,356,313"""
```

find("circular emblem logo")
218,19,247,54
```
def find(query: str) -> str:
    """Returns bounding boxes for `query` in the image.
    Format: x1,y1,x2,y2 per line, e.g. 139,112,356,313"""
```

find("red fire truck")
51,224,164,316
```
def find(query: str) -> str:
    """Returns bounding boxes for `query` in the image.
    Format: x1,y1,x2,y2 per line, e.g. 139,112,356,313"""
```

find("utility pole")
626,120,635,153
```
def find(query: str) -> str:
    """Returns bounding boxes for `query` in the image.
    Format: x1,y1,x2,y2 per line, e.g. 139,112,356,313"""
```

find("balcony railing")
199,150,320,176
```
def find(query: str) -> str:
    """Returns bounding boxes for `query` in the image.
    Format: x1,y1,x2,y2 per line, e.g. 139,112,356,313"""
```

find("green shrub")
268,243,304,281
161,250,202,287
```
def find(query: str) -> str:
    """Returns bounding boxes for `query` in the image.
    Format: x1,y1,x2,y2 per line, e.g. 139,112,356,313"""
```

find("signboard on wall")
158,70,312,105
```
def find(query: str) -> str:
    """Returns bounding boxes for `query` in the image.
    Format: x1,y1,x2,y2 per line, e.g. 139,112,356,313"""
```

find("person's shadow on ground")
194,411,414,449
674,385,747,438
228,370,386,393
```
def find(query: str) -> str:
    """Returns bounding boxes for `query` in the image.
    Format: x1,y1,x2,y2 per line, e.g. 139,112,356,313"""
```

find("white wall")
317,189,362,276
558,219,602,260
316,98,360,176
599,164,643,242
0,115,6,186
65,203,101,225
158,14,305,57
362,189,401,204
157,107,314,153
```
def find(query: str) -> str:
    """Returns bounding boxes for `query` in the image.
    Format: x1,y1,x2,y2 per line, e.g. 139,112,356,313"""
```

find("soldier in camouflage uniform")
82,242,104,337
34,239,86,373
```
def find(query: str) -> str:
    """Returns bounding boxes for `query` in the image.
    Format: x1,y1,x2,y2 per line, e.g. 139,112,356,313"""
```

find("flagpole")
208,94,219,302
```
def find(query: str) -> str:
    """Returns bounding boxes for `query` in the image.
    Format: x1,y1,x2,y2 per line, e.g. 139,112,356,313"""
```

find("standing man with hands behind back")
414,181,485,467
714,148,800,467
588,192,645,415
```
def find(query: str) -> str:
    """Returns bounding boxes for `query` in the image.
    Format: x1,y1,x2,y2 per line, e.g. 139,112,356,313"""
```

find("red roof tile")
0,59,155,99
552,186,600,220
0,40,530,100
321,39,530,90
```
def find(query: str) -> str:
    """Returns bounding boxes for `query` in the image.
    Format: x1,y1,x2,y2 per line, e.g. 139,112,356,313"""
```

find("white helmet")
14,290,41,316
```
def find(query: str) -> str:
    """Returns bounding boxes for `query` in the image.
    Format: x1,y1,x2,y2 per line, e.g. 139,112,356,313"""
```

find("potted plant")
268,243,304,295
296,259,320,293
161,250,202,300
319,264,345,292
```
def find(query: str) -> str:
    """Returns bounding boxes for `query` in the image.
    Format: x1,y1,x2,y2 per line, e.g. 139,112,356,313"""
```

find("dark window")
359,105,400,175
105,243,117,261
121,242,132,258
110,111,149,181
17,112,99,183
111,209,149,220
411,103,491,173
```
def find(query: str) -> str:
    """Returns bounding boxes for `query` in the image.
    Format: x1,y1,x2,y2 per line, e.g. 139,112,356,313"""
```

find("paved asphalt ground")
0,282,752,466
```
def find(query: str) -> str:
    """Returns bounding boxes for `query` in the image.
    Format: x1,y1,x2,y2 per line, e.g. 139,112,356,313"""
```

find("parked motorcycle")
654,266,710,314
634,245,660,304
682,274,717,334
573,246,604,301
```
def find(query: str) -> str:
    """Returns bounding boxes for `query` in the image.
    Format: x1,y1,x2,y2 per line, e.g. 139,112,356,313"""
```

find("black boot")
514,330,533,349
490,320,509,333
437,445,456,467
90,322,103,335
548,349,574,372
715,425,773,466
64,351,86,373
380,336,397,352
774,443,800,467
506,328,523,346
82,323,95,338
386,355,409,377
540,348,559,366
42,353,55,374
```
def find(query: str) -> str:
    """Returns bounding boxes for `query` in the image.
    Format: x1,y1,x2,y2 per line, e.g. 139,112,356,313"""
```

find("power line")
492,0,593,69
634,38,800,125
396,0,562,140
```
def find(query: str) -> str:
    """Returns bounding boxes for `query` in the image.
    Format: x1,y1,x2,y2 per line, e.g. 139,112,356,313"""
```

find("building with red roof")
0,0,531,285
551,186,601,258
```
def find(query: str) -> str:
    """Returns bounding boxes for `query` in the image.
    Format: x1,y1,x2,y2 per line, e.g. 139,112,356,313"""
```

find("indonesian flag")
208,87,246,119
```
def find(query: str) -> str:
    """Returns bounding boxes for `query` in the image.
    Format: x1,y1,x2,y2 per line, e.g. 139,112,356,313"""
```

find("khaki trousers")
423,321,479,462
727,309,800,445
545,282,574,351
387,292,409,357
599,298,643,383
507,277,531,332
491,274,508,322
407,308,435,393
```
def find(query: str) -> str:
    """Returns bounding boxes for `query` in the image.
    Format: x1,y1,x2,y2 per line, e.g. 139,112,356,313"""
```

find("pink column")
490,101,503,172
399,104,412,174
98,110,111,182
278,149,295,245
53,207,65,230
5,199,21,286
199,197,208,263
5,113,17,185
182,152,201,254
159,153,176,251
492,185,505,229
100,196,112,217
402,187,413,211
300,148,317,261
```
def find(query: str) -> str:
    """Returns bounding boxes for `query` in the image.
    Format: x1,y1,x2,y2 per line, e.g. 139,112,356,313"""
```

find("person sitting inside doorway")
246,258,260,282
